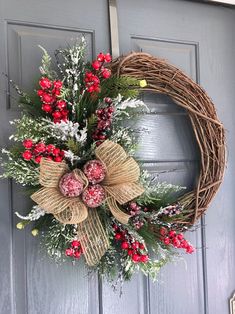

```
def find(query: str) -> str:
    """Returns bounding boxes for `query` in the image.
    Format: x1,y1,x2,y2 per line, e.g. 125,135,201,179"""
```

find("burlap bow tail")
31,140,144,266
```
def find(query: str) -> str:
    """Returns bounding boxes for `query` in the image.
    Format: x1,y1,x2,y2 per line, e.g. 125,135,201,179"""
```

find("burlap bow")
31,140,144,266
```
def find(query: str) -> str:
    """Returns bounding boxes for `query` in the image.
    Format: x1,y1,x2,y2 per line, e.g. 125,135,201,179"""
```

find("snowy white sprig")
110,127,137,155
64,150,80,163
15,205,45,221
113,94,149,111
44,120,87,143
1,149,39,186
9,115,51,142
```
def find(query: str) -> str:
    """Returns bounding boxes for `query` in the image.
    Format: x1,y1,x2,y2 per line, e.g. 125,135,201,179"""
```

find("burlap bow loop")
30,140,144,266
95,140,145,224
31,159,89,224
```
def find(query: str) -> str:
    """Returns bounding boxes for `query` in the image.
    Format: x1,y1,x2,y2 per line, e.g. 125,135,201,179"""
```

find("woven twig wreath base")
111,52,226,225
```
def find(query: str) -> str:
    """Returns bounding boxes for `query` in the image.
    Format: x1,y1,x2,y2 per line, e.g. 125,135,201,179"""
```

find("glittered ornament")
82,184,106,208
83,160,106,184
59,172,84,197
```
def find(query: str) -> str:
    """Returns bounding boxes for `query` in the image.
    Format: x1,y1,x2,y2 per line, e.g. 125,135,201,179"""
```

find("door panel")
0,1,109,314
109,1,235,314
0,1,235,314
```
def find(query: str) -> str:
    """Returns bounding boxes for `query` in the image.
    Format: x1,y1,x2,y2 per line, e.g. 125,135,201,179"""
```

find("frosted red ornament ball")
82,184,105,208
83,160,106,184
59,172,84,197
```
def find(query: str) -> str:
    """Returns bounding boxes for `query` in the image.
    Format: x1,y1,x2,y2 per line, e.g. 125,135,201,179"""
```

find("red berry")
52,111,62,119
121,241,129,250
160,227,167,236
112,224,118,231
92,75,100,83
52,148,61,156
54,156,63,163
177,233,184,241
65,248,74,256
34,155,42,164
42,93,54,104
53,80,63,89
97,120,111,130
140,254,149,263
46,144,55,152
37,89,44,96
34,142,46,153
52,88,61,96
132,241,139,249
87,85,95,93
23,139,33,149
104,97,112,104
101,68,111,79
127,249,134,256
61,108,69,115
86,71,93,79
42,103,52,113
169,230,176,238
73,251,81,259
92,60,101,70
22,150,32,160
71,240,80,248
180,240,188,249
139,243,145,250
96,109,103,116
108,106,114,113
56,100,66,110
164,237,170,245
114,233,122,240
186,245,195,254
172,239,181,248
132,254,140,262
93,85,101,93
104,53,112,63
39,77,52,89
130,202,137,210
97,53,105,62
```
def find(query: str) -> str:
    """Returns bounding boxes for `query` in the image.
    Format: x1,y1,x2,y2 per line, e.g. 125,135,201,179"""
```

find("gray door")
0,1,234,314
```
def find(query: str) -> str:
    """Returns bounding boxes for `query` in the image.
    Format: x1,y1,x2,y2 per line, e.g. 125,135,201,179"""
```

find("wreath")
1,38,225,284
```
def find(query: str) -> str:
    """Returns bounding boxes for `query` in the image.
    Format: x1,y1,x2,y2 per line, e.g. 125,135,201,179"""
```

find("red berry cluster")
160,227,195,254
92,98,115,146
112,223,149,263
84,53,112,93
84,72,100,93
37,77,69,123
22,139,64,163
161,203,182,217
65,240,83,259
126,202,149,230
127,202,149,216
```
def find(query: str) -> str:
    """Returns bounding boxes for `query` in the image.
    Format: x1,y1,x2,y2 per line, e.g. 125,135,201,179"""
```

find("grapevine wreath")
1,38,225,283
